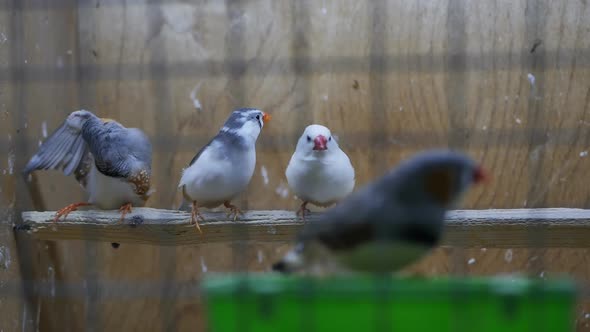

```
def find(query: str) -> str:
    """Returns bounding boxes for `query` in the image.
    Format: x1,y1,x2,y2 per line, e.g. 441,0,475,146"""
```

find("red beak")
313,135,328,151
473,166,490,184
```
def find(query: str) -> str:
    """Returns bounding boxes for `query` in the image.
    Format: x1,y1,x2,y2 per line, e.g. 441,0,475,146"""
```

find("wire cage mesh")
1,0,590,331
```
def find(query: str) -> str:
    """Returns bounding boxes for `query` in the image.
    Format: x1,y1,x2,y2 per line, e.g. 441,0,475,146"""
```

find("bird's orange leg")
118,203,133,224
191,201,204,233
296,201,311,220
223,201,243,221
54,202,92,222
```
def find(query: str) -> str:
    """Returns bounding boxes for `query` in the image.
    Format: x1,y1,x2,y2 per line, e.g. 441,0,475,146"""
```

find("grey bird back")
82,119,152,178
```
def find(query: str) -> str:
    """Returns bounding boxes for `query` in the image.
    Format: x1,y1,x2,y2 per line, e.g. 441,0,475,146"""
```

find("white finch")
178,108,271,232
285,124,355,218
272,150,488,274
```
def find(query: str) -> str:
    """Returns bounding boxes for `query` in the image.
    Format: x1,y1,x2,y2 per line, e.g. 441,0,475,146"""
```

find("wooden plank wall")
1,0,590,330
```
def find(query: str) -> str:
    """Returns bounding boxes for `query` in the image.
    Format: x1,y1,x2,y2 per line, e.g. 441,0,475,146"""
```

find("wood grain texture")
17,208,590,248
2,0,590,330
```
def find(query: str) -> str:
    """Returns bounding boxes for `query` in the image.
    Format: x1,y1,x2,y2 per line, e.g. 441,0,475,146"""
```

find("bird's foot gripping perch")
191,201,205,234
118,203,133,224
54,202,91,222
224,201,243,221
296,202,311,220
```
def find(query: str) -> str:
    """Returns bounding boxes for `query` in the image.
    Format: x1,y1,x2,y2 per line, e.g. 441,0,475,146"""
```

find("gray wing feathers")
23,121,89,177
64,135,88,175
85,123,152,178
297,185,386,243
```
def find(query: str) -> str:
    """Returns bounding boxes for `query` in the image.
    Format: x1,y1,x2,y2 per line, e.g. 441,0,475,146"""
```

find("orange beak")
262,112,271,123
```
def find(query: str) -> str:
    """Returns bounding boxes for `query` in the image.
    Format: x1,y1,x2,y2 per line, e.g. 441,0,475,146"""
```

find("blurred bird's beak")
101,118,115,123
313,135,328,151
262,112,271,123
473,166,490,184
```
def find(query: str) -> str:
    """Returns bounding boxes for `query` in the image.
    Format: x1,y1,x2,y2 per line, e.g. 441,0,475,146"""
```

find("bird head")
296,124,337,155
391,150,489,208
66,109,96,133
220,108,270,142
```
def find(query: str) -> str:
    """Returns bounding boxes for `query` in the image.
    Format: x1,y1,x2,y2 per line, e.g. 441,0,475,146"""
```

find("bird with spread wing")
23,110,154,223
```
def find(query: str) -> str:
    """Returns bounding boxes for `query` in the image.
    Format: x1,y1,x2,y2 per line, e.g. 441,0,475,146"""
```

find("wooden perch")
18,208,590,248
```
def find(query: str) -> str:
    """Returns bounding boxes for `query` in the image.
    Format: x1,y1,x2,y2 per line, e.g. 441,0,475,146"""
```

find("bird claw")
54,202,91,222
118,203,133,224
224,202,243,221
191,201,204,234
226,209,243,221
296,202,311,220
191,211,204,234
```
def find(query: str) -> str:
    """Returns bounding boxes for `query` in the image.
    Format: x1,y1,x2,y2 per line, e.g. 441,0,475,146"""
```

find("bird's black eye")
329,136,332,141
307,135,311,142
256,114,260,120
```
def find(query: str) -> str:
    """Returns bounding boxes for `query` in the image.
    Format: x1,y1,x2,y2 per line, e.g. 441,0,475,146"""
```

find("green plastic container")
202,274,576,332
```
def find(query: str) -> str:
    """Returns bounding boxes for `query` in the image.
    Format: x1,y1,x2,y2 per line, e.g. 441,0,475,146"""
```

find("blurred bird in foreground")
23,110,154,223
286,124,355,219
178,108,271,233
272,150,487,274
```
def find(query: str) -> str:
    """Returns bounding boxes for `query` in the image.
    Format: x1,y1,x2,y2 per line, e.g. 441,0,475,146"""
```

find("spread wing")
23,120,92,187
